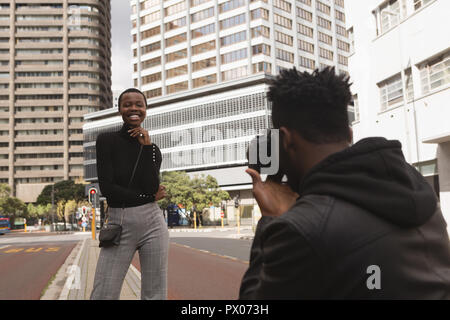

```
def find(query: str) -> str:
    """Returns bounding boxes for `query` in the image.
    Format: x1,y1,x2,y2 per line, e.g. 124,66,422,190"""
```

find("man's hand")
246,168,299,217
155,185,167,201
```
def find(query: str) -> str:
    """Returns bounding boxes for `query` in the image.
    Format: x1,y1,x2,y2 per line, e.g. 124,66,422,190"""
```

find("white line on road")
0,245,11,250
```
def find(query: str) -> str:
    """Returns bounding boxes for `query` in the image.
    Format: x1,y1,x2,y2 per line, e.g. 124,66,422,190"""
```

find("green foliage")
158,171,230,212
0,196,27,218
36,180,85,205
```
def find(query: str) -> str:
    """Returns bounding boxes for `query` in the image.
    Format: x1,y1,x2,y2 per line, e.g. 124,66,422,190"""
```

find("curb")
40,237,87,300
58,238,87,300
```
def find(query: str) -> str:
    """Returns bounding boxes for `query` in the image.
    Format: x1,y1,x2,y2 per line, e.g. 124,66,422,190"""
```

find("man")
239,67,450,299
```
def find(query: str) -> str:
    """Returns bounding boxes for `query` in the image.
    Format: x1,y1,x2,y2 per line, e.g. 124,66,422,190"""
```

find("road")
0,232,84,300
132,231,253,300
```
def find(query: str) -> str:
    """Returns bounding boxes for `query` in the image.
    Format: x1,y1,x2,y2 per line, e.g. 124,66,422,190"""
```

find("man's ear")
279,127,293,151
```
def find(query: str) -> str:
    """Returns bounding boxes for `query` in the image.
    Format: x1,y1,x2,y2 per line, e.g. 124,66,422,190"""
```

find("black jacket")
96,123,162,208
239,137,450,299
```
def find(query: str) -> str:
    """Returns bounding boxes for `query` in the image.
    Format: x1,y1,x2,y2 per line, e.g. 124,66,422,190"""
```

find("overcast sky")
111,0,133,92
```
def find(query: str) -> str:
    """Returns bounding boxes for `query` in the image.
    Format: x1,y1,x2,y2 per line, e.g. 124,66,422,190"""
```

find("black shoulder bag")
99,144,144,248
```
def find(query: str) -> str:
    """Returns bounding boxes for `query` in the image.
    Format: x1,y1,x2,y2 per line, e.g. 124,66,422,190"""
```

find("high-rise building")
345,0,450,228
130,0,350,96
84,0,350,225
0,0,112,202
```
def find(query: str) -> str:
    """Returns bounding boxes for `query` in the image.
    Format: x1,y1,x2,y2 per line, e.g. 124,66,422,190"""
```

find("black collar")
119,123,139,143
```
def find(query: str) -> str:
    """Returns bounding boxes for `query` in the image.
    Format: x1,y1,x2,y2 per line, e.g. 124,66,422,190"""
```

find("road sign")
220,212,224,218
81,222,87,228
82,217,87,222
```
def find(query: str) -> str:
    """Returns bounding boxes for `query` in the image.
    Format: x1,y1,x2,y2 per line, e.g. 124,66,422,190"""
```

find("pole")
91,207,96,240
193,211,197,229
51,185,55,232
237,206,240,235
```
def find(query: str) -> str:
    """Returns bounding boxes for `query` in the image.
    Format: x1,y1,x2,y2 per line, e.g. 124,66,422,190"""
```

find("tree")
0,183,11,199
0,197,27,227
36,180,85,205
158,171,230,225
64,200,78,230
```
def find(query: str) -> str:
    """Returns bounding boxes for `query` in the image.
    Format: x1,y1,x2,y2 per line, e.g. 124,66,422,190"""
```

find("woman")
90,88,169,300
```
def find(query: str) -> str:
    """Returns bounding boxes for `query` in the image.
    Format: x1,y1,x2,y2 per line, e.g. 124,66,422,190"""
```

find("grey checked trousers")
90,202,169,300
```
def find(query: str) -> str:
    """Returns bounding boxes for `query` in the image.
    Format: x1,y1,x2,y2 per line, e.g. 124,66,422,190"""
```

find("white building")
130,0,351,95
345,0,450,228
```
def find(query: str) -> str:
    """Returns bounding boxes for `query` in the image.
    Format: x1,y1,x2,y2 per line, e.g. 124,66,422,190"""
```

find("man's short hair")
268,67,352,144
118,88,148,110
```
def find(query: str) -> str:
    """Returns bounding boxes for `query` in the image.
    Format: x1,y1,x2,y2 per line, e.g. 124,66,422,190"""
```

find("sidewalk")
41,226,255,300
41,235,141,300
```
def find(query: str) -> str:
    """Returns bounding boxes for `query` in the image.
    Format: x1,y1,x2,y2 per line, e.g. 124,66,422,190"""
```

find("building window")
220,13,246,30
192,40,215,55
318,31,333,45
253,62,272,74
167,81,188,94
165,1,187,16
221,30,247,47
141,57,161,70
219,0,245,13
252,44,271,56
193,74,217,88
166,17,186,31
273,0,292,13
275,49,294,63
352,94,360,122
275,31,293,46
317,16,332,30
338,54,348,66
166,65,188,78
420,51,450,95
221,48,247,64
251,8,270,21
273,13,292,29
141,26,160,40
166,33,187,47
379,0,400,35
319,47,334,61
251,26,270,38
191,7,214,23
298,23,313,38
166,49,187,62
378,73,404,111
298,40,314,54
299,56,315,69
316,1,331,15
192,23,215,38
297,7,313,22
192,57,216,71
414,0,433,11
222,66,248,81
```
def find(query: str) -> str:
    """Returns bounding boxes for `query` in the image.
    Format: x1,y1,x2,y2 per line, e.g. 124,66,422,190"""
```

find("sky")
111,0,133,92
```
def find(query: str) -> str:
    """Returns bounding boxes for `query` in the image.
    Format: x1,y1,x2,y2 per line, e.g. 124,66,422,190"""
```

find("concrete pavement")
41,226,255,300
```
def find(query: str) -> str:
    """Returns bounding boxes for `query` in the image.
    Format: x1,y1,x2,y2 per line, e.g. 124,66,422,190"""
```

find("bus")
0,216,10,235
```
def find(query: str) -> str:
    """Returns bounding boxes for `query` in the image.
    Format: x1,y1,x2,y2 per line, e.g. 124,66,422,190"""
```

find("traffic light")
88,188,97,205
82,207,86,215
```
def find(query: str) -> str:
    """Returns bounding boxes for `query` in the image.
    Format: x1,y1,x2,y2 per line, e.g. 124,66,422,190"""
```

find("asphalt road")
131,237,253,300
0,233,82,300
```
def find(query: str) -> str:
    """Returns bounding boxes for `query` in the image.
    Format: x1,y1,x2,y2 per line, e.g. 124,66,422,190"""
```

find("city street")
0,232,86,300
133,230,254,300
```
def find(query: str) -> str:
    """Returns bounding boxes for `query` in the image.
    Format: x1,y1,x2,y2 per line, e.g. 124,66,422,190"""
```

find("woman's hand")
128,127,152,145
155,185,167,201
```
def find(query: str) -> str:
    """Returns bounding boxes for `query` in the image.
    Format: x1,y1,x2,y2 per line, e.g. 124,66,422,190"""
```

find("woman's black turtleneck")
96,123,162,208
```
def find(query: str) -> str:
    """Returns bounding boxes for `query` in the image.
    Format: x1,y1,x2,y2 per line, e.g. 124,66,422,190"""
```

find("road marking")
0,245,10,250
1,246,61,253
172,242,249,265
